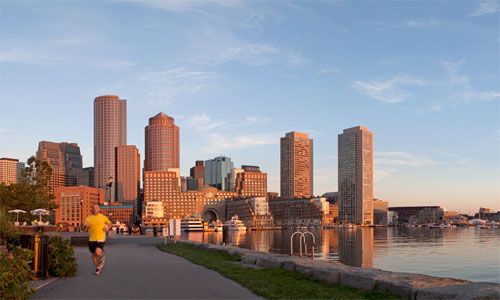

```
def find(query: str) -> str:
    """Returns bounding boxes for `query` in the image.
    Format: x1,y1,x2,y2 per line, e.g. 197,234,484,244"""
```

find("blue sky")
1,0,499,213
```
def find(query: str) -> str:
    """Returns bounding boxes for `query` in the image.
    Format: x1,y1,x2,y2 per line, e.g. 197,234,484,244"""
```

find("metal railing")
290,231,315,259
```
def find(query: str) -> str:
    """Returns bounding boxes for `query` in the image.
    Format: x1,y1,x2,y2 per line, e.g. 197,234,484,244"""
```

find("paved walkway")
33,235,262,299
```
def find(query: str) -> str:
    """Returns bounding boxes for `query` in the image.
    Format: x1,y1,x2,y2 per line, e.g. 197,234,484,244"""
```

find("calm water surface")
180,227,500,283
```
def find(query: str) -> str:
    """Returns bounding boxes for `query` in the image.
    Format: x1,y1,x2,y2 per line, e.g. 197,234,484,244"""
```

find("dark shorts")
88,241,105,253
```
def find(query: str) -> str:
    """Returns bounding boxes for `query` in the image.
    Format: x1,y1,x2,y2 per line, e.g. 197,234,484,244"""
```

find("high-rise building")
338,126,373,225
0,158,24,185
76,167,94,187
94,95,127,189
115,145,140,204
36,141,82,192
190,160,205,186
144,112,180,171
205,156,233,191
280,132,313,199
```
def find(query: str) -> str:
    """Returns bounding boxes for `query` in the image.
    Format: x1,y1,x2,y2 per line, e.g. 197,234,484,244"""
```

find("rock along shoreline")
170,239,500,300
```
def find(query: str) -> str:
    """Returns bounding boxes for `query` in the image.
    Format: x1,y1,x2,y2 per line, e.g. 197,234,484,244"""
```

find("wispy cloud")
441,60,500,104
0,128,12,133
313,67,341,78
244,116,271,125
0,49,55,65
351,74,426,103
184,113,226,132
202,132,279,153
470,0,500,16
374,168,397,182
405,18,439,28
375,152,437,167
136,68,216,107
139,0,242,13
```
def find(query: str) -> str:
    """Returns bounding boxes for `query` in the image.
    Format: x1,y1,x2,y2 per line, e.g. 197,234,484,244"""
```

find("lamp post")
107,176,113,224
80,199,83,232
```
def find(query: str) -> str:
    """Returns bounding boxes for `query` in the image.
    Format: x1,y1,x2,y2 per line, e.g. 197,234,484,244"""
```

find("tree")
0,156,57,221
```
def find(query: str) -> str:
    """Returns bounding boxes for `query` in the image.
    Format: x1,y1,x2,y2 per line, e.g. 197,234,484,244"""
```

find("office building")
115,145,140,204
54,186,105,228
94,95,127,189
0,158,24,185
280,131,313,199
226,197,273,228
205,156,233,191
76,167,94,187
235,165,267,199
190,160,205,186
36,141,82,192
373,198,389,211
269,197,330,227
144,112,180,171
100,203,134,225
338,126,373,225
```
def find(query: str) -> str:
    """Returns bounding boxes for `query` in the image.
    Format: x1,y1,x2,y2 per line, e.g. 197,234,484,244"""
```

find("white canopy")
8,209,27,223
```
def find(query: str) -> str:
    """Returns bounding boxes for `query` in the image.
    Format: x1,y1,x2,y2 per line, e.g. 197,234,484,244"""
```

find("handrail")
290,231,316,259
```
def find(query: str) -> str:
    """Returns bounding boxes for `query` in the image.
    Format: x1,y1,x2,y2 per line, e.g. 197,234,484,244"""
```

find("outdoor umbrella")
30,208,50,223
8,209,27,223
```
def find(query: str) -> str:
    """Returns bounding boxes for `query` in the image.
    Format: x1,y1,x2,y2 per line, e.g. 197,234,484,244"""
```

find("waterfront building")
329,204,339,221
144,112,180,171
269,197,331,227
116,145,140,204
76,167,94,188
338,126,373,225
36,141,82,192
205,156,233,191
190,160,205,186
226,197,273,228
280,132,313,199
94,95,127,190
228,168,243,192
234,165,267,199
0,157,24,185
100,203,134,225
187,177,203,191
479,207,492,220
373,198,389,211
389,206,440,224
54,186,105,228
418,208,458,224
373,209,390,225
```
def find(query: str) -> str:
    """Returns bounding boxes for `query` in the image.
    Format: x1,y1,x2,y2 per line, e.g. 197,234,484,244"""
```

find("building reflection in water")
338,228,373,268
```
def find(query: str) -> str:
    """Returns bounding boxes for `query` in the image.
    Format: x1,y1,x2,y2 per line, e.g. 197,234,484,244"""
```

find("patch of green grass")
157,243,399,300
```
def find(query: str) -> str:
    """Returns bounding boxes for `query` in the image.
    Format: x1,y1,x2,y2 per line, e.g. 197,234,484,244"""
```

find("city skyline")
1,1,498,212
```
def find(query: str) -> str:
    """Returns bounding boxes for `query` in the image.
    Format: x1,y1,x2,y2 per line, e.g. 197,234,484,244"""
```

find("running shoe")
94,268,102,275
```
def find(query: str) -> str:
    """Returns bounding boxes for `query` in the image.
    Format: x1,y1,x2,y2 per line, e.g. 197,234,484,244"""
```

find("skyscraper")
94,95,127,189
280,131,313,199
36,141,82,192
338,126,373,225
205,156,233,191
115,145,140,204
144,112,180,171
0,158,24,185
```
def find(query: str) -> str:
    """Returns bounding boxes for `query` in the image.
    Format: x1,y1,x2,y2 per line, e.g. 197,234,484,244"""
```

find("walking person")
84,204,111,275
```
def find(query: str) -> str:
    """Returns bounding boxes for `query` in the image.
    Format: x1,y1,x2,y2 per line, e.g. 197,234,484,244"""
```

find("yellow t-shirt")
85,214,111,242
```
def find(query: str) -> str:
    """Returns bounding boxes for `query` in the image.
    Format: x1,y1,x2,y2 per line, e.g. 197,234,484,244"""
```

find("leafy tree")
0,156,57,222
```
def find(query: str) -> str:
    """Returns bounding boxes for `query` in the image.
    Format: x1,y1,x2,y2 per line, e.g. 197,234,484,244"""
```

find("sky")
1,0,499,213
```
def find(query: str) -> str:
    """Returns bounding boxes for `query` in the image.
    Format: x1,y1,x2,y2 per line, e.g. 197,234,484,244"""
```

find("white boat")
181,215,203,232
224,215,247,231
215,220,223,232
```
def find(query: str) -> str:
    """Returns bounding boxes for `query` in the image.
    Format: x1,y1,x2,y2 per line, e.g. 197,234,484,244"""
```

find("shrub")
0,247,34,300
47,236,77,277
0,209,20,249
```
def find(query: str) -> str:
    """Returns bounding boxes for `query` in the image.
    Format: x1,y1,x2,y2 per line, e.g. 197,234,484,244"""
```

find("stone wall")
173,239,500,300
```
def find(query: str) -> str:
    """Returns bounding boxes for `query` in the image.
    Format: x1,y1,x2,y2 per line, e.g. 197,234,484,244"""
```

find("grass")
157,242,399,300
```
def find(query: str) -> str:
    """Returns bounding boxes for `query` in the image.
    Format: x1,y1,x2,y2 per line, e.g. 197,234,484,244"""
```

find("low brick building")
54,186,105,228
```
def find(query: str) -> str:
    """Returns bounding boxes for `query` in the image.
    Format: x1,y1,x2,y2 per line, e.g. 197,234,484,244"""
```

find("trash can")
20,234,49,280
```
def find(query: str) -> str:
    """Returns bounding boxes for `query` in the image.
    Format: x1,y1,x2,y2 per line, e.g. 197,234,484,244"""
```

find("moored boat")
181,214,203,232
224,215,247,231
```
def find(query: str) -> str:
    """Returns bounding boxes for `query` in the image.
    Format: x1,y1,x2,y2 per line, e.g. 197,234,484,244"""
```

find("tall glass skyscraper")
338,126,373,225
204,156,233,191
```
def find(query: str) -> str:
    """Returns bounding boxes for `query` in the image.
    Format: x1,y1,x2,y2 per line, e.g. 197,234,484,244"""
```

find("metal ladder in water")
290,231,315,259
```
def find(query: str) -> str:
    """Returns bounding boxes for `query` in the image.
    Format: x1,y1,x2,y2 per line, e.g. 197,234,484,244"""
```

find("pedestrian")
84,204,111,275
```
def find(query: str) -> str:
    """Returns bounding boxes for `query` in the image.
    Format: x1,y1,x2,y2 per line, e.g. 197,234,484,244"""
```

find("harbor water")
180,226,500,283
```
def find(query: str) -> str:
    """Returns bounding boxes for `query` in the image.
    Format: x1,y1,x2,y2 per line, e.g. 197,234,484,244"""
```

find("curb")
32,278,58,291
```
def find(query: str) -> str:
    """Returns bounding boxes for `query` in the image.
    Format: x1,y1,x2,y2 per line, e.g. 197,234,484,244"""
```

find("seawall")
171,239,499,300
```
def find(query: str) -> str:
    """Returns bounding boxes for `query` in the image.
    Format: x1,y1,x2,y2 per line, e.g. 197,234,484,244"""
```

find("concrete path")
33,235,262,299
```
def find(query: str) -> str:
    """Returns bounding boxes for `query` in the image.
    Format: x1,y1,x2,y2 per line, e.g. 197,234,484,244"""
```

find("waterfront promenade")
33,235,262,299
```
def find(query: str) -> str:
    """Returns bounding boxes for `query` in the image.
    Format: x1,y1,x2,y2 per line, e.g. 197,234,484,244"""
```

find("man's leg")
95,247,105,269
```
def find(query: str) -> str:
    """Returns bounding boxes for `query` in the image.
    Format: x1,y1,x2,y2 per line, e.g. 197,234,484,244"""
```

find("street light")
80,198,83,231
107,176,113,224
